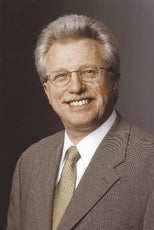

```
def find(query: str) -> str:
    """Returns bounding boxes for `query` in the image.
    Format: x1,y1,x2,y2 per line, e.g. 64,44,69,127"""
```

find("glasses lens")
50,72,70,86
81,67,99,81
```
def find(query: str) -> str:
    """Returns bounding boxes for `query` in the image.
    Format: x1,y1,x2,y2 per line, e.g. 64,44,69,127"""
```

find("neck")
66,130,91,145
64,122,103,145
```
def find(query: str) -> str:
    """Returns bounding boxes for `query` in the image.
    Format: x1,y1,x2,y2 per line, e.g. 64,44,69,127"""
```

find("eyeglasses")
43,66,111,87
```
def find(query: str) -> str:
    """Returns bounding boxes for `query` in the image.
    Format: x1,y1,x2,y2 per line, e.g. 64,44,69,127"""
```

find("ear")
43,82,50,100
112,80,119,103
112,80,119,91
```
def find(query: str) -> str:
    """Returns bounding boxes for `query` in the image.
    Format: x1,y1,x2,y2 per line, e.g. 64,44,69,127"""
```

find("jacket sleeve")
7,158,21,230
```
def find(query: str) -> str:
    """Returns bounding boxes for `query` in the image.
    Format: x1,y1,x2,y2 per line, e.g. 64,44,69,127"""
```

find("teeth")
70,99,88,106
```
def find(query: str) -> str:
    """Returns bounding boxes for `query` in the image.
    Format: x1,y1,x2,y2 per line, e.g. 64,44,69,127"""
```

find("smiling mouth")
69,99,90,107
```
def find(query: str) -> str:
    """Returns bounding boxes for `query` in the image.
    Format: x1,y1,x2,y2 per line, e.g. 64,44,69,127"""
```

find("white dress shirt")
57,110,116,188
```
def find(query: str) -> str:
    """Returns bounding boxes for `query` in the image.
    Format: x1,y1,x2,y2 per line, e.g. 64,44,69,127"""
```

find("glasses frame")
43,66,111,87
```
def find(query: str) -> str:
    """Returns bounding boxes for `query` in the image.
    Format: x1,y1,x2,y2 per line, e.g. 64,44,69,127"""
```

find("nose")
68,72,86,94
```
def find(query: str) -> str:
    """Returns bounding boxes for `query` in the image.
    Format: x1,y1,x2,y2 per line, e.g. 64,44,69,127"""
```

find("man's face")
43,39,118,136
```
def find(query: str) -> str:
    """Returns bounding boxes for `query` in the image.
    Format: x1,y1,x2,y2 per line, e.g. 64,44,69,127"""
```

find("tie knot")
65,146,80,163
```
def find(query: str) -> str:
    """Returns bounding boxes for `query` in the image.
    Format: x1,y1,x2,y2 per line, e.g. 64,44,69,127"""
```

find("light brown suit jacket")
7,115,154,230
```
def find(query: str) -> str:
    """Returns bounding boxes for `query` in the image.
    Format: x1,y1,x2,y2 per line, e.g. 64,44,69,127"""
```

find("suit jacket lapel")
57,116,131,230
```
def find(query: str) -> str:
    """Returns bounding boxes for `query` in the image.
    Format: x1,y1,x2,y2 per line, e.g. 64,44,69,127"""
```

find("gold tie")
52,146,80,229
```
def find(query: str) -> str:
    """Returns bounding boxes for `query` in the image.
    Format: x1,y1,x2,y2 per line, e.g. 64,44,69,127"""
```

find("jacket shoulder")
130,123,154,145
116,114,154,144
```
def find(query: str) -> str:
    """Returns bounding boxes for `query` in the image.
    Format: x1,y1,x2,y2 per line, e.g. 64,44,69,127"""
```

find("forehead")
45,39,105,72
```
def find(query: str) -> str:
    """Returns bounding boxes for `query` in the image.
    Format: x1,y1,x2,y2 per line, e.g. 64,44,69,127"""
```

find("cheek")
97,84,110,101
96,83,113,108
47,90,66,115
48,93,59,107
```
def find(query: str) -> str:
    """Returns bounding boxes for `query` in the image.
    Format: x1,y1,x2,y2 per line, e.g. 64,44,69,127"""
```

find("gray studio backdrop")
1,0,154,229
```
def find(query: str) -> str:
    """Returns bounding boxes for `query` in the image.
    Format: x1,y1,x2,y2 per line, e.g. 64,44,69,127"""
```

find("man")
7,14,154,230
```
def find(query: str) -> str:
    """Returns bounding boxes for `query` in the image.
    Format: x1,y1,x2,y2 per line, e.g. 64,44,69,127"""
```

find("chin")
70,119,100,130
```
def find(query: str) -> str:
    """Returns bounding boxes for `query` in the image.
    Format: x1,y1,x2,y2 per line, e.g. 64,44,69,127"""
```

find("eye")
82,69,95,74
53,72,68,82
81,67,98,78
